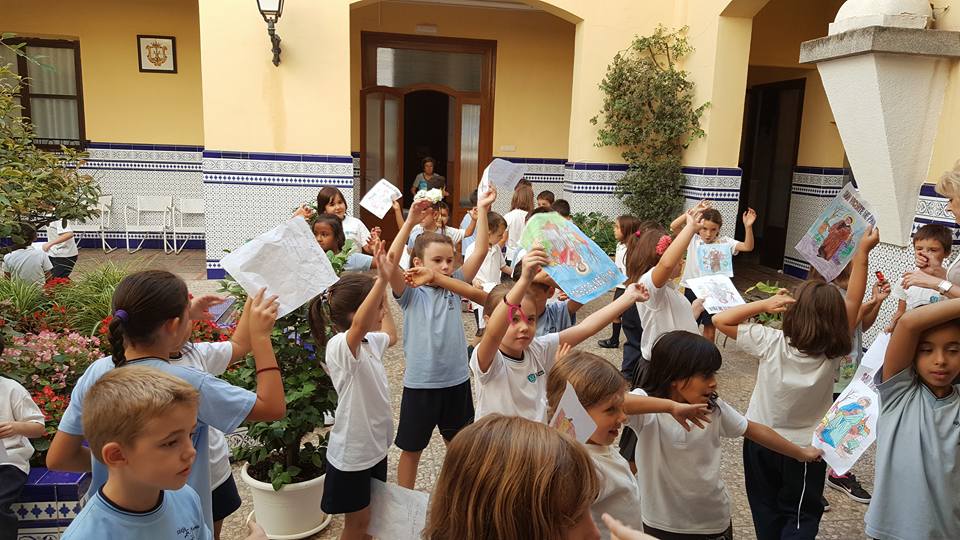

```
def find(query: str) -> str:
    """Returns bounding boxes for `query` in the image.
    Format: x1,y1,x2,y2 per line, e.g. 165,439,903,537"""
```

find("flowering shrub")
96,316,233,355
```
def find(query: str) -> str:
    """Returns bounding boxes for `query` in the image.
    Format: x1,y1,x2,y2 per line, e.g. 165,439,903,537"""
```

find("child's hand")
623,282,650,303
392,200,401,212
901,270,944,291
685,208,704,232
554,342,572,365
742,207,757,228
374,241,395,282
245,522,268,540
468,207,479,221
407,199,433,225
557,291,569,302
365,228,381,253
403,267,436,288
478,186,498,209
872,281,891,303
602,513,655,540
797,446,823,463
694,199,711,213
247,288,280,336
189,294,225,321
858,225,880,254
670,402,712,432
763,289,795,313
521,247,549,281
291,205,314,220
0,422,20,439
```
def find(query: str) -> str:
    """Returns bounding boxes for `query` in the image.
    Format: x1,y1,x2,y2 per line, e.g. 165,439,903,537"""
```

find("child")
0,337,46,540
552,199,571,220
545,347,712,540
385,188,495,489
464,211,511,336
672,202,756,343
423,414,602,539
47,271,287,531
469,248,649,421
503,184,534,265
312,213,375,272
61,367,267,540
2,225,52,285
408,201,467,251
712,226,878,539
536,190,555,209
317,186,379,256
43,218,79,278
528,272,583,336
887,223,953,332
630,331,821,539
459,189,480,254
599,215,644,349
308,243,398,539
864,298,960,540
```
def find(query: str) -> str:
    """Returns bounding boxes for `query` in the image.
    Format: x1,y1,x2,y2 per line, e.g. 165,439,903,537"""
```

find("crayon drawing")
795,184,876,282
812,371,879,475
696,243,734,277
685,275,745,314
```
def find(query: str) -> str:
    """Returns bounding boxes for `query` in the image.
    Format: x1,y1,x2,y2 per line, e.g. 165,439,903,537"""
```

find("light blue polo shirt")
536,300,574,337
396,270,470,389
63,485,211,540
57,357,256,531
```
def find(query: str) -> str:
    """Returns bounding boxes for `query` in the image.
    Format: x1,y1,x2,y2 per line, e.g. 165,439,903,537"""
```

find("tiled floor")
72,248,870,539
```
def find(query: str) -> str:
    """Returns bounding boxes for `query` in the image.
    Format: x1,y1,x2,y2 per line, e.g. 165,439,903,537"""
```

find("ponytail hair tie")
655,235,672,256
634,230,643,238
113,309,129,323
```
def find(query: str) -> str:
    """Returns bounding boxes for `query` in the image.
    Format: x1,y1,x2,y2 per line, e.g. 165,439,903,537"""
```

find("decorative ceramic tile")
680,168,742,239
783,171,848,274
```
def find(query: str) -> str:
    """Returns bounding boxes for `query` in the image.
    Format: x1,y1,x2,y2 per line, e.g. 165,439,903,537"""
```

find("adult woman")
904,160,960,296
411,157,447,197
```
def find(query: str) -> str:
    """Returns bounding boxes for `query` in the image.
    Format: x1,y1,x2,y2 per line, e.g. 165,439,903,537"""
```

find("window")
0,39,85,148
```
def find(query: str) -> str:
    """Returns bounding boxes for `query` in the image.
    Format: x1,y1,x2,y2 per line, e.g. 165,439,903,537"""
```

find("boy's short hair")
412,231,455,261
537,190,555,204
488,211,507,233
13,224,37,249
525,206,554,223
913,223,953,255
552,199,571,218
469,189,479,207
83,366,199,464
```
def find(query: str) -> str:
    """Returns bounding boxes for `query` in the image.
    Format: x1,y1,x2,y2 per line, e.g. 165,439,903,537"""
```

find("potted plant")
219,246,350,539
743,281,787,328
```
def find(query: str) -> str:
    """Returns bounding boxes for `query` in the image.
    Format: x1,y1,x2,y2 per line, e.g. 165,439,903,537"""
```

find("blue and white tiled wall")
783,167,852,279
679,167,742,239
203,151,354,279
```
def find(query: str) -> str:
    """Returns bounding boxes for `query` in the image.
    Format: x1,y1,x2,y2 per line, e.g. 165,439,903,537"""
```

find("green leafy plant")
0,36,101,254
220,246,350,490
50,262,129,335
743,281,785,328
591,25,708,227
572,212,618,256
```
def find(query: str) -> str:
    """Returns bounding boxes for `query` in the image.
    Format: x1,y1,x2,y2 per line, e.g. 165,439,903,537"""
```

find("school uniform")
62,486,211,540
891,275,942,310
45,221,79,278
469,333,560,422
342,215,371,256
2,247,52,285
537,300,574,337
503,209,527,263
0,377,45,540
587,444,643,540
637,269,699,361
681,236,740,326
321,332,392,514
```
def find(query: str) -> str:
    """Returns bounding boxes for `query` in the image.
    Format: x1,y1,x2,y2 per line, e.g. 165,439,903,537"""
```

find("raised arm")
622,393,711,431
391,201,404,230
388,200,432,296
883,297,960,381
558,283,648,347
463,208,478,238
670,200,708,234
744,421,821,462
346,242,391,356
461,188,497,282
860,281,890,332
652,209,702,288
243,289,287,422
845,226,879,335
737,208,756,253
228,298,252,363
712,292,795,340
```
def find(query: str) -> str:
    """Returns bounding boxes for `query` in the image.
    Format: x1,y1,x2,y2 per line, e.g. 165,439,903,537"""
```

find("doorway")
737,78,806,269
402,90,451,208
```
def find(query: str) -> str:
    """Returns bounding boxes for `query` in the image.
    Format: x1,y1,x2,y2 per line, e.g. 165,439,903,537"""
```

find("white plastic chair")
171,198,204,254
123,195,172,253
70,195,116,253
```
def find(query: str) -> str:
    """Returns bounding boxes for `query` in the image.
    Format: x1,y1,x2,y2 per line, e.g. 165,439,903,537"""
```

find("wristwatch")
938,280,953,294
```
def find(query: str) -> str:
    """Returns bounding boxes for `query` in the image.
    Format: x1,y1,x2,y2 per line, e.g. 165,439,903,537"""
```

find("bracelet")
502,296,525,323
256,366,281,376
939,280,953,295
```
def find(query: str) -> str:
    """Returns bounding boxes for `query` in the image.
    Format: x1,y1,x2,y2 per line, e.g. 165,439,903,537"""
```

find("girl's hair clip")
635,229,643,237
655,235,672,256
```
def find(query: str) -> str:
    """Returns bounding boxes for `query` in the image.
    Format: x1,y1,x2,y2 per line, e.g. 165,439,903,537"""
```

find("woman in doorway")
411,157,447,197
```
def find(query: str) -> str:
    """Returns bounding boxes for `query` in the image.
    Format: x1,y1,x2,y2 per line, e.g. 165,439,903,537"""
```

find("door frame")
359,31,497,225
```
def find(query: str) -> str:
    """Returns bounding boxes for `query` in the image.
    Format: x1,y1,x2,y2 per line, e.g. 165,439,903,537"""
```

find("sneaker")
821,495,831,512
475,328,485,338
598,338,620,349
827,473,871,504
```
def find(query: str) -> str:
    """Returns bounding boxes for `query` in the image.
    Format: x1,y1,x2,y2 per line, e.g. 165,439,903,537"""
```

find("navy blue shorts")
395,380,474,452
212,473,242,522
320,457,388,515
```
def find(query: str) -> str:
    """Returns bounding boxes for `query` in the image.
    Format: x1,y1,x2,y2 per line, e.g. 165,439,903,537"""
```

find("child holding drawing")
671,201,756,343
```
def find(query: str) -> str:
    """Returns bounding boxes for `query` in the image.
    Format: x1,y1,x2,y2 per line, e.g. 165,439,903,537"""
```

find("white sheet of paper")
220,217,337,317
860,332,890,373
360,179,403,219
550,382,597,444
479,158,525,196
685,275,745,314
368,479,430,540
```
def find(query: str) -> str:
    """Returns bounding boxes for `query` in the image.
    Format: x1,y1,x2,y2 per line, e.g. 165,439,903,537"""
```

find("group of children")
2,175,959,540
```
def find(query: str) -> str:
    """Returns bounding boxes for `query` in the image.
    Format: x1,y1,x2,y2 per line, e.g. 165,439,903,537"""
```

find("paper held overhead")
360,179,403,219
220,216,338,317
479,158,526,195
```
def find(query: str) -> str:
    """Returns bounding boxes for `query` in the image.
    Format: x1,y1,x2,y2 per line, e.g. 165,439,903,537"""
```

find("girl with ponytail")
47,270,287,532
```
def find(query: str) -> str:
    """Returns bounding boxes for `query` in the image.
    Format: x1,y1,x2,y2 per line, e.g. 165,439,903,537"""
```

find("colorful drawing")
549,382,597,444
815,395,871,455
686,275,745,314
795,184,876,282
696,243,734,277
520,213,627,304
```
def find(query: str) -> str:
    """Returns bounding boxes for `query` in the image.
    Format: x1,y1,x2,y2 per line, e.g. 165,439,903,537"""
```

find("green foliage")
744,281,785,328
50,262,129,334
572,212,617,256
591,25,708,227
220,246,351,490
0,277,47,321
0,37,101,254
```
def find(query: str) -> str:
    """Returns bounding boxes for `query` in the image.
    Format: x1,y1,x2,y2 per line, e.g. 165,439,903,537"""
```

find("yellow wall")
2,0,203,145
929,6,960,183
349,2,575,158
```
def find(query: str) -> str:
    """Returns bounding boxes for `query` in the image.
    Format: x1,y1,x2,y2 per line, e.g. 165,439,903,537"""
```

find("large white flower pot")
240,462,332,539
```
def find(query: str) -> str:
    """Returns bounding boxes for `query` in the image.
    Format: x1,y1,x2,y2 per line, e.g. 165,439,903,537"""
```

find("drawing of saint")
816,396,870,454
817,216,853,262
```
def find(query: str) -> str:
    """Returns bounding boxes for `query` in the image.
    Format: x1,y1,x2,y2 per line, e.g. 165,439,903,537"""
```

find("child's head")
483,283,538,356
913,223,952,267
487,212,507,245
546,350,628,446
312,213,345,253
308,273,377,346
511,184,534,212
536,190,555,209
552,199,571,219
614,215,643,243
625,225,668,283
436,201,450,227
699,208,723,243
316,186,348,220
516,178,533,190
412,232,456,276
468,188,478,208
781,280,851,358
83,366,199,490
109,271,190,366
807,264,852,289
912,316,960,394
642,331,721,405
524,206,554,223
12,224,37,249
424,414,600,539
